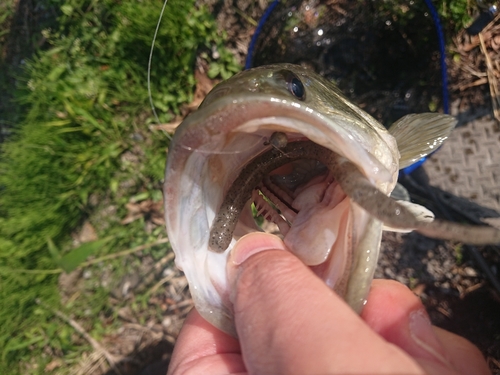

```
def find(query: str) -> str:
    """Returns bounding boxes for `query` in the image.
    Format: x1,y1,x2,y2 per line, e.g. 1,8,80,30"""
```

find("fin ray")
389,113,457,169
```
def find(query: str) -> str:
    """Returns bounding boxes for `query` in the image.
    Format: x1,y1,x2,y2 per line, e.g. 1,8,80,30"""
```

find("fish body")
164,64,460,336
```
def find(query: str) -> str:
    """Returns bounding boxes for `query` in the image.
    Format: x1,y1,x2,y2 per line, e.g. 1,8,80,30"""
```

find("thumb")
226,232,424,375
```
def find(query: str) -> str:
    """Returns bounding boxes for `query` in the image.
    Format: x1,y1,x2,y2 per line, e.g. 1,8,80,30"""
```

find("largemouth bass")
163,63,500,337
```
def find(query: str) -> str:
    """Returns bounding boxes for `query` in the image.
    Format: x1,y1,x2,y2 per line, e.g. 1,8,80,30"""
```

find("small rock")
83,269,92,279
162,316,172,328
162,268,175,278
396,276,408,284
384,267,396,278
464,267,477,277
78,221,98,243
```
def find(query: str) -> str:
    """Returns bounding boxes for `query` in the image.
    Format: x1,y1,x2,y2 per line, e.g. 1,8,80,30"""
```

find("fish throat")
209,133,358,255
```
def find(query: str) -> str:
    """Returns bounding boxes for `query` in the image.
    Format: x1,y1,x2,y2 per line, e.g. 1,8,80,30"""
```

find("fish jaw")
164,67,400,336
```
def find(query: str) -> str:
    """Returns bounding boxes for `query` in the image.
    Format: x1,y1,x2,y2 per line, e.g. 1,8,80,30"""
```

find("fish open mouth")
164,94,400,336
207,135,371,296
198,123,395,305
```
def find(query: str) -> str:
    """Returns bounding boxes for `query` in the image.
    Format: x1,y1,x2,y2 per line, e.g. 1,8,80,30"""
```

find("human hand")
167,233,491,375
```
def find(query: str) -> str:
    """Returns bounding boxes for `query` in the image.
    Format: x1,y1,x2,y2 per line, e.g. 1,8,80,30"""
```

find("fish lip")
172,94,397,186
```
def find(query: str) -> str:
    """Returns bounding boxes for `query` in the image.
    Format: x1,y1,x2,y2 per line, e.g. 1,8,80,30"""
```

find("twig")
437,306,452,319
72,351,106,375
79,237,170,267
0,267,63,275
461,282,484,298
36,299,123,375
147,273,176,296
459,60,487,79
459,77,488,91
0,238,171,275
168,299,194,310
154,252,175,271
479,32,500,122
487,356,500,371
149,122,181,133
232,6,258,26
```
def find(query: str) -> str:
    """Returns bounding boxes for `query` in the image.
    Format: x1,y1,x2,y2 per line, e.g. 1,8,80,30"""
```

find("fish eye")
279,70,306,101
289,77,305,100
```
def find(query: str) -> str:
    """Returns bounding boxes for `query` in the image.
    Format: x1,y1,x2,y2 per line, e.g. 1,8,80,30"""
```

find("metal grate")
424,116,500,211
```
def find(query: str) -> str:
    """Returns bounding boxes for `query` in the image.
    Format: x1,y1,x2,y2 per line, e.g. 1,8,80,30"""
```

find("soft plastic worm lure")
209,139,500,252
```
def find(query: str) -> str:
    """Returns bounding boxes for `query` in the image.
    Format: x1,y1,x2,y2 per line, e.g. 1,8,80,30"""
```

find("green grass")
0,0,239,372
437,0,475,31
0,1,15,48
373,0,475,32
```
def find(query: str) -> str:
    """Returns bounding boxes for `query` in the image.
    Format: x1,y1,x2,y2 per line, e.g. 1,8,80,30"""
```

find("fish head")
172,64,400,191
164,64,446,336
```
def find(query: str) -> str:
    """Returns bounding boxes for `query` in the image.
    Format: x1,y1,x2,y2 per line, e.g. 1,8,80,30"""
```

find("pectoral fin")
389,113,457,169
389,182,410,202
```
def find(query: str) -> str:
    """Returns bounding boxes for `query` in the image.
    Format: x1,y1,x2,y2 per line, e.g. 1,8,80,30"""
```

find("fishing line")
148,0,170,139
147,1,269,155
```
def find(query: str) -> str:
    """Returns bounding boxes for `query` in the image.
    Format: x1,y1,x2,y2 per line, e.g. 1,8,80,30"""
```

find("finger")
227,232,425,375
362,279,490,375
167,309,245,375
433,326,491,375
362,279,452,366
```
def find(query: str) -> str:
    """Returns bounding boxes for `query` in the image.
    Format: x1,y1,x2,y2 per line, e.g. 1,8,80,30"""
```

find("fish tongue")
284,183,350,265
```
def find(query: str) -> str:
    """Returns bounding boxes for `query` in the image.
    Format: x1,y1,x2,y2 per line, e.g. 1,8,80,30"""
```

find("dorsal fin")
388,113,457,169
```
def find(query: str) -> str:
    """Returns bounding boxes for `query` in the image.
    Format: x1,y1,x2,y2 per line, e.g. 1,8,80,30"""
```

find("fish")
163,63,500,337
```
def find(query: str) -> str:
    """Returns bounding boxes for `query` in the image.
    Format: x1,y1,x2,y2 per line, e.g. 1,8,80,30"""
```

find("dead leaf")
121,200,164,226
45,359,63,372
78,221,98,243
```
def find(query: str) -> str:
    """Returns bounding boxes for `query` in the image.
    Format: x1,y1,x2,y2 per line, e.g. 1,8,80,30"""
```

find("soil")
2,1,500,374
